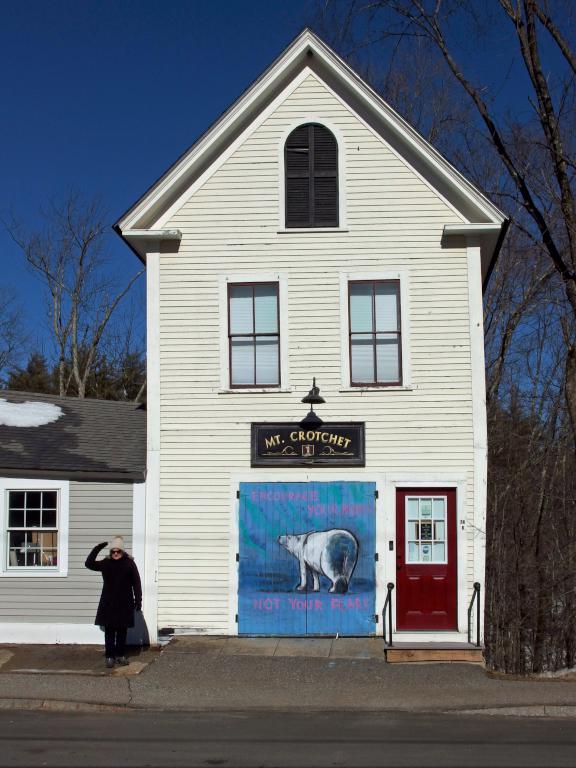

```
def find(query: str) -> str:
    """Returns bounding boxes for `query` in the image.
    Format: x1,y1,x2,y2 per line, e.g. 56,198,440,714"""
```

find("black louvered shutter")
285,124,338,228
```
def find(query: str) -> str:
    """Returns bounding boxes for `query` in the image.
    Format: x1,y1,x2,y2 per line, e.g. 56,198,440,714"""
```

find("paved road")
1,710,575,767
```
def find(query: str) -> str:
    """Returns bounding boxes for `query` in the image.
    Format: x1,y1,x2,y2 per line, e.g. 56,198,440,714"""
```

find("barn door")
238,481,376,636
395,488,457,631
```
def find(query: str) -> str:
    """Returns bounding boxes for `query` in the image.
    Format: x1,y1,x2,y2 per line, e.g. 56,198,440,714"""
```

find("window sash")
6,489,59,569
348,280,402,386
228,283,280,388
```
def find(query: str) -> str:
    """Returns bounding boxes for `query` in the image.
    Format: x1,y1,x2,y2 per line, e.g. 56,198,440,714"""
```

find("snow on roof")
0,398,63,428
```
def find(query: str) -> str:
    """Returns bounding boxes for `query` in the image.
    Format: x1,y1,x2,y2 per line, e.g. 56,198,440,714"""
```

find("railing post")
468,582,481,646
382,582,394,648
474,582,481,648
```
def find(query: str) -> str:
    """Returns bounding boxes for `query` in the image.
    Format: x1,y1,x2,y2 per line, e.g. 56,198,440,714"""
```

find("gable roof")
0,391,146,482
114,28,507,284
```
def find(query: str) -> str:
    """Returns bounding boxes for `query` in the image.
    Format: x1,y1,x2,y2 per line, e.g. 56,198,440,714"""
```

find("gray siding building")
0,391,146,643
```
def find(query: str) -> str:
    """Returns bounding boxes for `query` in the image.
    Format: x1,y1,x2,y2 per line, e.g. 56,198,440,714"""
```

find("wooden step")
385,645,484,664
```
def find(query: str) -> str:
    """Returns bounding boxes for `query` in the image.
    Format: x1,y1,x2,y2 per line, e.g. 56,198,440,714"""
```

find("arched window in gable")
285,123,338,228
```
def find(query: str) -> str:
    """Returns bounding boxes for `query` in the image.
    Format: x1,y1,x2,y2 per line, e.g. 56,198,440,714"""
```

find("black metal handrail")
382,582,395,647
467,582,481,647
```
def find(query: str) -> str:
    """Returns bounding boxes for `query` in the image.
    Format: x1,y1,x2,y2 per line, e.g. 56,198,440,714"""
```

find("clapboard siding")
157,72,476,630
0,482,133,623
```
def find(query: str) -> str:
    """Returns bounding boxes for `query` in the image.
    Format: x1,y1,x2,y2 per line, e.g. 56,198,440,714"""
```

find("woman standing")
85,537,142,668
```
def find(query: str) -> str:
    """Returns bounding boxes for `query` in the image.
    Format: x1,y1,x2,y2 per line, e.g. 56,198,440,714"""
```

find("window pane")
434,521,445,541
407,499,419,520
349,284,373,332
42,491,57,509
375,283,398,331
433,543,445,561
27,510,41,528
375,334,400,382
421,544,432,562
38,531,57,548
42,550,57,566
255,337,279,386
420,522,433,541
8,549,23,567
25,549,40,567
8,509,24,528
230,338,254,385
8,491,25,509
26,491,41,509
9,531,26,549
351,335,374,382
433,499,446,519
42,509,57,528
254,285,278,333
408,542,419,562
229,286,253,334
407,522,418,539
420,499,433,519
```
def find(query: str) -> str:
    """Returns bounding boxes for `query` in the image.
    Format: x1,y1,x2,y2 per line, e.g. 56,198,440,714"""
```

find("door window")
405,496,447,564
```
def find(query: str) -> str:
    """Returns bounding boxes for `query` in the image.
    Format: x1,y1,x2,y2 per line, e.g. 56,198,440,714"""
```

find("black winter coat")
85,543,142,628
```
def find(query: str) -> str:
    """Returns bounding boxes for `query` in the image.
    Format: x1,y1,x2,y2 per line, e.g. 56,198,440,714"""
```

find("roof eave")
115,228,182,261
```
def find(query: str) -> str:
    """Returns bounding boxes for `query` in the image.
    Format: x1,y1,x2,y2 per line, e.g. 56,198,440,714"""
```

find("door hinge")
236,553,239,562
374,490,379,499
374,553,379,562
235,614,238,623
374,614,379,623
236,490,240,499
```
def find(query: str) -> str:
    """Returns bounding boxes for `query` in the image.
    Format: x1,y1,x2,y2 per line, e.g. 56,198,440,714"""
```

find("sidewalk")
0,636,575,717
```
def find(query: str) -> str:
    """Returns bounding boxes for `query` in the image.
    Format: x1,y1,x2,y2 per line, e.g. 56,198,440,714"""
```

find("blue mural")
238,481,376,636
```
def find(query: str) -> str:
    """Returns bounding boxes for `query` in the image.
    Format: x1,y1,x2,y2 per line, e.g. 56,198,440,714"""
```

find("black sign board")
251,422,365,467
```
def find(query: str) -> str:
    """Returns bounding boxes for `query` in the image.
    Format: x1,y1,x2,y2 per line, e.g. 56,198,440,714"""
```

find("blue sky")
0,0,567,372
0,0,312,365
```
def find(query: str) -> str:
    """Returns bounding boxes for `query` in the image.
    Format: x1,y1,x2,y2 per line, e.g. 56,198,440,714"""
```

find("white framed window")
405,495,448,564
219,273,290,392
340,270,411,390
0,478,69,577
228,282,280,388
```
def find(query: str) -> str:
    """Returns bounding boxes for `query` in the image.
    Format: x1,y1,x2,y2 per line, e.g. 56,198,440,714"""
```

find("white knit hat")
109,536,124,552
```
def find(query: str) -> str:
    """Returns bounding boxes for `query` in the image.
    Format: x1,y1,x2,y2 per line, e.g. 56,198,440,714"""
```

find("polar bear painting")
277,529,359,594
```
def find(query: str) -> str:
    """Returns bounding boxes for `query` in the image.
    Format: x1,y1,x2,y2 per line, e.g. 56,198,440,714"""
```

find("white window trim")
0,477,70,578
219,272,290,393
339,269,412,390
277,117,348,232
404,494,448,565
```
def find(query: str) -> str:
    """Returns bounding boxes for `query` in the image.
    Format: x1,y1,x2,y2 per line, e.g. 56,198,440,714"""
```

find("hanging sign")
251,422,365,467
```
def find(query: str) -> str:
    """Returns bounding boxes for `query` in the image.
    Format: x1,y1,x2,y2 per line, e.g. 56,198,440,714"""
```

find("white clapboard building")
115,29,507,651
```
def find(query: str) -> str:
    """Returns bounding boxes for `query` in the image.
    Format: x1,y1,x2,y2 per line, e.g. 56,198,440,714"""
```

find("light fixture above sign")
300,377,325,427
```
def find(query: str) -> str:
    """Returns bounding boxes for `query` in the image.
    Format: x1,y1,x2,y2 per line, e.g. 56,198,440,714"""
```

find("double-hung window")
349,280,402,386
228,283,280,388
6,489,59,568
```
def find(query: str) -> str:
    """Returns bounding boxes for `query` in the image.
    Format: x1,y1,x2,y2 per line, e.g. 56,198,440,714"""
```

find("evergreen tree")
6,352,56,394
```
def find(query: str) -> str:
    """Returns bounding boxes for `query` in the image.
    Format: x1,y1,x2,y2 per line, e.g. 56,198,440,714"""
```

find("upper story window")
228,283,280,388
349,280,402,386
285,123,338,228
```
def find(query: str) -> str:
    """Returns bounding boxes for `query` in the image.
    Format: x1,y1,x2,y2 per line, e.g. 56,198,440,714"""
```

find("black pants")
104,627,127,658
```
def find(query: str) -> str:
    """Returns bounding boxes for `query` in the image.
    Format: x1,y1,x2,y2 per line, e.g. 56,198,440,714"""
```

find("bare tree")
317,0,576,442
0,286,26,381
315,0,576,673
5,194,144,398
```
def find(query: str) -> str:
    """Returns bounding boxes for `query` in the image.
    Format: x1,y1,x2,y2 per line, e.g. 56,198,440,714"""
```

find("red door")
395,488,457,631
